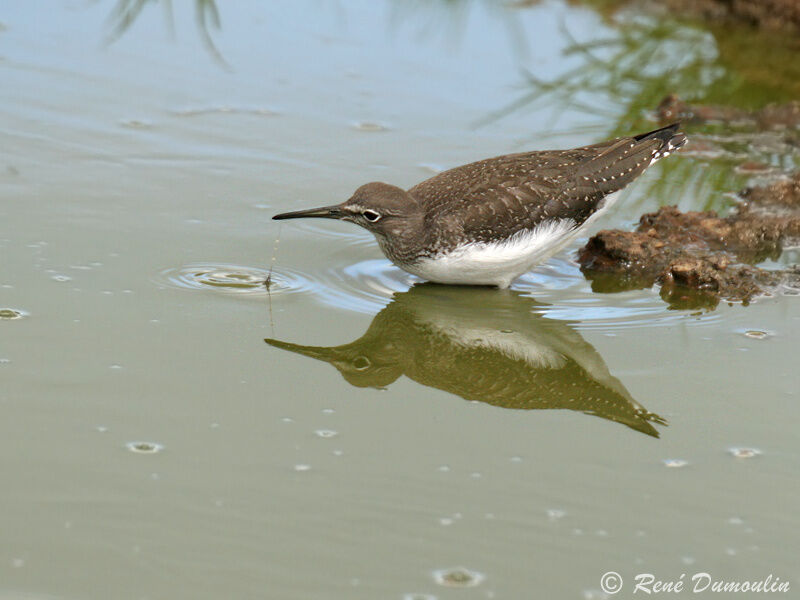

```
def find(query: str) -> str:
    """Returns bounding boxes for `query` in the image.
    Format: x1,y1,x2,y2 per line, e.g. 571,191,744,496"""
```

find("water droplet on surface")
0,358,10,365
403,594,437,600
439,517,454,526
294,464,311,472
437,465,450,473
432,567,485,588
352,121,388,132
119,118,154,129
547,509,566,520
743,330,769,339
0,308,26,320
126,441,164,454
51,274,72,282
663,458,689,468
314,429,338,438
729,447,762,458
156,263,307,296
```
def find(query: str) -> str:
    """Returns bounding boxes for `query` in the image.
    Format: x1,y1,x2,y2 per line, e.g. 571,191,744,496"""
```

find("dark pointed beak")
272,204,343,220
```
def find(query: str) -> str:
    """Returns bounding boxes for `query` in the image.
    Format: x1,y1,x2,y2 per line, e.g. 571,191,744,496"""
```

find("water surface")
1,1,798,598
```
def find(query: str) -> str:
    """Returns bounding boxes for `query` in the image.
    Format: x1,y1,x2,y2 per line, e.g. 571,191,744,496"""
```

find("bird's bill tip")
272,204,342,220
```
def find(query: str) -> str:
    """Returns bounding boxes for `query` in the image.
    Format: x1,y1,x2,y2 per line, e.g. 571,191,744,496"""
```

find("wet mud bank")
657,95,800,130
661,0,800,33
578,174,800,309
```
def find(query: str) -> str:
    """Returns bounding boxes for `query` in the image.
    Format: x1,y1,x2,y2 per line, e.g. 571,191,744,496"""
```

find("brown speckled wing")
408,124,684,249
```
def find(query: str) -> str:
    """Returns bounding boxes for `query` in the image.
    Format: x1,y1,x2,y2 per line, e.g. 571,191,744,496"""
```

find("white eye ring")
363,210,381,222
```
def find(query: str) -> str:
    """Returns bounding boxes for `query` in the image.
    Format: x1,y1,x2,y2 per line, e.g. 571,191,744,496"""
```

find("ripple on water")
257,253,726,332
126,441,164,454
174,248,727,333
0,308,27,320
729,447,762,458
155,263,314,297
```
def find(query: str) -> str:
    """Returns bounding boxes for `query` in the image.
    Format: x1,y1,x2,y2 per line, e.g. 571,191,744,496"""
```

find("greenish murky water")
1,1,798,598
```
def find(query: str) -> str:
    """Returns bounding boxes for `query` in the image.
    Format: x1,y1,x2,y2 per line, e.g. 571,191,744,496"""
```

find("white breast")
403,218,575,288
402,192,621,288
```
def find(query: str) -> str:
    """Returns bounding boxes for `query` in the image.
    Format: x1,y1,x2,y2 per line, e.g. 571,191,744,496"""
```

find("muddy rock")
661,0,800,33
578,173,800,308
657,94,800,129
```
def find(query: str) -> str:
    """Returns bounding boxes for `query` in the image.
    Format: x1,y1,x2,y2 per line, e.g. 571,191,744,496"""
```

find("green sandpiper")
273,123,686,288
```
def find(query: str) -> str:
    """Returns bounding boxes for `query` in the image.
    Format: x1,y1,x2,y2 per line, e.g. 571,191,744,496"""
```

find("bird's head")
273,182,420,240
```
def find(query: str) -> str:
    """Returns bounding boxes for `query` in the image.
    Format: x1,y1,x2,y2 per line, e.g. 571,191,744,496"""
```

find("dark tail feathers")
634,122,687,155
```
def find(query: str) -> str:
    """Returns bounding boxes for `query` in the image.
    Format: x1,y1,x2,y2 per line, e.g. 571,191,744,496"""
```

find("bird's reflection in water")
266,285,666,437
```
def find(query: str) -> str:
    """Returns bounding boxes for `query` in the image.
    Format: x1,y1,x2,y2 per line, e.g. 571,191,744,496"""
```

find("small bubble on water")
729,447,762,458
432,567,485,588
437,465,450,473
95,425,108,433
663,458,689,468
583,590,609,600
120,118,153,129
109,364,123,370
547,509,566,521
51,274,72,282
727,517,744,525
352,121,388,132
321,408,335,414
439,517,454,526
126,441,164,454
332,449,343,456
743,330,769,339
681,555,696,565
510,456,523,463
294,464,311,472
403,594,437,600
314,429,338,438
0,358,10,365
0,308,26,320
281,417,294,423
470,472,482,479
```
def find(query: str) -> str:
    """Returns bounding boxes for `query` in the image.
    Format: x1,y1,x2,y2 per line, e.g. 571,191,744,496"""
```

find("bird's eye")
362,210,381,222
353,356,371,370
